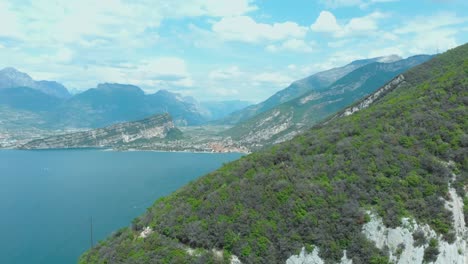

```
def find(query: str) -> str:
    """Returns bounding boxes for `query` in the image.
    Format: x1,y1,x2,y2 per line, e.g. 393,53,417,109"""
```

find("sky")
0,0,467,102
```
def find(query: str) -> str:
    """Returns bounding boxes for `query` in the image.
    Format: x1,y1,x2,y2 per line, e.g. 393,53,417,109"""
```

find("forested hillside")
80,44,467,264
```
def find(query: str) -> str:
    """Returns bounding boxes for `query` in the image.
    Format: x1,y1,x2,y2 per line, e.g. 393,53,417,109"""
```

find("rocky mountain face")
22,113,182,149
225,55,432,149
0,67,71,98
214,55,402,125
80,44,467,263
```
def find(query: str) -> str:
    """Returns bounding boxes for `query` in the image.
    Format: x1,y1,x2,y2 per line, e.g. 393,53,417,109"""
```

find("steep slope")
226,55,432,149
214,55,401,125
0,67,71,98
22,113,182,149
81,43,467,263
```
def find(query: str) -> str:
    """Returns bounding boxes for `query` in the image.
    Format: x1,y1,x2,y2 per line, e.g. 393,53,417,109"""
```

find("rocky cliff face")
21,113,181,149
332,74,406,120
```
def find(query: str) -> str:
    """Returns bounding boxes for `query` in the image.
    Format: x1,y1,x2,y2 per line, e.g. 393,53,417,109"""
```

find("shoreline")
0,146,249,155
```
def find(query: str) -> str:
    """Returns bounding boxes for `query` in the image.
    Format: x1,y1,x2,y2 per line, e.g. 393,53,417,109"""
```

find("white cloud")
171,0,257,17
0,0,257,47
12,55,192,93
212,16,307,43
300,50,364,74
209,66,242,80
139,57,190,81
311,11,389,37
321,0,363,8
310,11,342,33
369,0,398,2
343,12,386,32
321,0,399,9
367,46,404,58
196,65,301,102
55,48,74,63
407,29,459,55
327,39,350,48
381,32,398,41
252,72,293,87
0,1,23,39
266,39,315,53
394,12,467,34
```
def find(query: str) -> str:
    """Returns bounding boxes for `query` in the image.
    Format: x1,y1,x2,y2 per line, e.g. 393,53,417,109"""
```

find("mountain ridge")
21,113,182,149
214,55,404,125
0,67,71,98
224,54,433,149
80,44,468,263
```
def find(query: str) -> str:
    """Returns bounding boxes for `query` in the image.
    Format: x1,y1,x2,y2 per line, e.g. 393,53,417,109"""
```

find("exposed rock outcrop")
21,113,181,149
362,165,467,264
286,247,352,264
338,74,405,118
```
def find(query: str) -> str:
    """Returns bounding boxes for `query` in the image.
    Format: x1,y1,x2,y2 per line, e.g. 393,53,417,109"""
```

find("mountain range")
225,55,433,149
79,43,468,264
1,54,434,152
0,67,71,98
0,68,251,129
214,55,402,125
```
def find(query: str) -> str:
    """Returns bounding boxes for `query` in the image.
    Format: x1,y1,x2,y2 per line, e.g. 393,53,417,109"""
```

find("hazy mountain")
0,67,71,98
146,90,208,126
81,43,468,264
0,78,211,129
0,87,62,112
225,55,432,149
50,84,208,128
53,83,148,128
22,113,182,149
201,100,252,121
214,55,402,125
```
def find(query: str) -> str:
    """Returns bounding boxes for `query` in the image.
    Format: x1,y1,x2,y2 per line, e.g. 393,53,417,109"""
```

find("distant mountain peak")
1,67,21,73
0,67,70,98
154,89,175,96
0,67,34,81
96,83,144,94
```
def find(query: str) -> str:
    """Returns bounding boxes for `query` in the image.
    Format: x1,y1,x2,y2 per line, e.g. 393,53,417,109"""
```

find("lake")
0,149,242,264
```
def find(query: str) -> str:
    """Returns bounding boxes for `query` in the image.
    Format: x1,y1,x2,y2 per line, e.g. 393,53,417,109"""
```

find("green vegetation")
423,238,440,263
80,44,468,263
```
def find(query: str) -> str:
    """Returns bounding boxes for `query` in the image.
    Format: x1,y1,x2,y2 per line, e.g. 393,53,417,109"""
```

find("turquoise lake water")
0,149,242,264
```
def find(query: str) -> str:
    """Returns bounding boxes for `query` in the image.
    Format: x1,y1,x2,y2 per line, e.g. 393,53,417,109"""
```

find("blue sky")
0,0,467,102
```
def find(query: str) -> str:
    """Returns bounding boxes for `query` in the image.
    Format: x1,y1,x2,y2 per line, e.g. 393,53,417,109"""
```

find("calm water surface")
0,149,242,264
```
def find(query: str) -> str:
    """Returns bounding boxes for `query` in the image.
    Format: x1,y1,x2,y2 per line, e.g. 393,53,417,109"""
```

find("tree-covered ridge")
80,43,468,264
